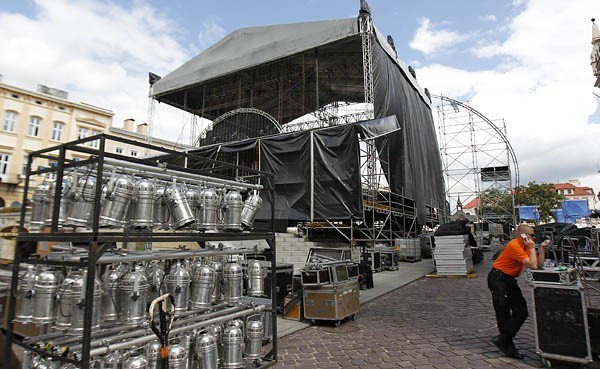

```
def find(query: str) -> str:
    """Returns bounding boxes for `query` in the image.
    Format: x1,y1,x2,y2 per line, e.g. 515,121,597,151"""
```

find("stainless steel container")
223,263,243,305
153,185,170,230
130,178,155,229
246,260,266,297
30,180,51,230
207,323,223,364
123,354,149,369
146,341,162,369
101,265,122,321
168,343,188,369
67,174,98,228
67,271,103,334
99,350,122,369
195,333,218,369
197,188,221,231
210,260,223,304
32,269,59,324
190,263,215,308
119,265,149,324
165,182,195,229
244,320,264,359
222,190,243,231
100,174,134,227
56,269,83,330
240,192,262,229
228,318,245,336
185,186,200,230
45,178,73,227
58,363,78,369
165,262,191,313
222,326,243,369
146,261,165,303
15,265,36,322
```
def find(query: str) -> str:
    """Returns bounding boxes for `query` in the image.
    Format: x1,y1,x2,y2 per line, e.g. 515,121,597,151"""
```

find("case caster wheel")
350,314,357,321
334,320,341,327
541,358,552,368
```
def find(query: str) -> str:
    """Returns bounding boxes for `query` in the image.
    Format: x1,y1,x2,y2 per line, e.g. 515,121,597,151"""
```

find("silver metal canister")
30,180,51,230
165,181,195,229
130,178,155,229
32,269,59,324
45,178,73,227
100,174,134,227
99,350,122,369
207,323,223,364
123,354,149,369
119,265,149,324
165,262,191,314
185,186,200,230
153,185,170,230
101,265,122,321
222,325,244,369
146,341,162,369
241,192,262,229
67,271,103,334
210,260,223,304
168,343,188,369
222,190,243,231
195,333,218,369
190,263,215,308
244,320,264,360
246,260,266,297
15,265,36,322
197,188,221,231
67,174,98,228
56,269,83,330
223,263,243,305
146,261,165,303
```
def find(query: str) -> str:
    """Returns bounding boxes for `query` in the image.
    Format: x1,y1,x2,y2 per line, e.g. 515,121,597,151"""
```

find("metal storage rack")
3,134,278,369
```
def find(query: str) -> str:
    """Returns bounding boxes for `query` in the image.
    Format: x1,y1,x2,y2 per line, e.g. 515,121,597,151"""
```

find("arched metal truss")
432,94,519,236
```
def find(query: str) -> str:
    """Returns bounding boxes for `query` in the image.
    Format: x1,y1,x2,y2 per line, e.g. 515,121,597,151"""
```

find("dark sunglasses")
528,233,536,237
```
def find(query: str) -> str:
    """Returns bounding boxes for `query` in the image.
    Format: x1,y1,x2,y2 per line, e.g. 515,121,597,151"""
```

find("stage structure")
433,95,519,239
149,6,445,244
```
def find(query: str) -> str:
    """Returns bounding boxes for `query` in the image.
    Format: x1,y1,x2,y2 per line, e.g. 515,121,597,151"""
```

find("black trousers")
487,268,528,339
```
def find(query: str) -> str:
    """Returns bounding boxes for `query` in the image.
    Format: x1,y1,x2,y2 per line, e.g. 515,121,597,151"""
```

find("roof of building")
553,182,594,196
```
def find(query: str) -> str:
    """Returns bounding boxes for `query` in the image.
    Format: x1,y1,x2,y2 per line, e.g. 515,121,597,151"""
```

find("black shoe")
506,343,524,359
491,335,512,356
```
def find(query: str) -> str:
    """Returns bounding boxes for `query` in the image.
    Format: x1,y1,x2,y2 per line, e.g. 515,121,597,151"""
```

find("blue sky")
1,0,600,196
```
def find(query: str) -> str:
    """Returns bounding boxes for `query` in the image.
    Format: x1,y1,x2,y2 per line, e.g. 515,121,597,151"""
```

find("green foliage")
514,181,564,222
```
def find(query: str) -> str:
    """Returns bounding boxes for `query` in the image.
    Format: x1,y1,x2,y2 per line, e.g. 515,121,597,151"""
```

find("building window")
78,127,88,140
22,155,30,176
3,111,17,132
130,150,138,157
115,147,123,154
28,116,41,136
51,121,65,141
89,130,101,148
0,153,10,182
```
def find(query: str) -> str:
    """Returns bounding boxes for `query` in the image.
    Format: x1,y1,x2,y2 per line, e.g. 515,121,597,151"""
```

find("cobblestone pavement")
275,253,597,368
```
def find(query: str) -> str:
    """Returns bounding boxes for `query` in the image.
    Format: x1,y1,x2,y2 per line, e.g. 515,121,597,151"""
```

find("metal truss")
433,94,518,238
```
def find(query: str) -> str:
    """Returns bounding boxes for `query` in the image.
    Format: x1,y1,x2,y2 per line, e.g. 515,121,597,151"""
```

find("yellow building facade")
0,81,193,209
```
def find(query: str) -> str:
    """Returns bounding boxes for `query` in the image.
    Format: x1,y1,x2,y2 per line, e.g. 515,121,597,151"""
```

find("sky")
1,0,599,196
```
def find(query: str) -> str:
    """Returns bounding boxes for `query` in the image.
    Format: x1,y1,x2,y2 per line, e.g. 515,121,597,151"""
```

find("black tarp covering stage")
151,16,445,226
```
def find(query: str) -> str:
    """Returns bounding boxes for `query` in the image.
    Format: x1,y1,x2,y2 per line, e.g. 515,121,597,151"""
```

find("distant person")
487,224,550,359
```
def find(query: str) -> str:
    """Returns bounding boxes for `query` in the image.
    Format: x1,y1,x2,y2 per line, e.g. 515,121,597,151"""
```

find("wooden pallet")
426,272,477,278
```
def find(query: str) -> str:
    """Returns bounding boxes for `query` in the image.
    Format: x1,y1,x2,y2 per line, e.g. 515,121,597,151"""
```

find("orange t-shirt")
492,237,530,277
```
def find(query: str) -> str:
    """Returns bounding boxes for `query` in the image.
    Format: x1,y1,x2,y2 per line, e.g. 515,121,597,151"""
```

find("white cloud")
198,16,226,50
479,14,497,22
409,17,470,55
0,0,198,144
417,0,600,193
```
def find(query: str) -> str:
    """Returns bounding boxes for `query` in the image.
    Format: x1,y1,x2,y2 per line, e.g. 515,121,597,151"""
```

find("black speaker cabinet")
531,283,593,365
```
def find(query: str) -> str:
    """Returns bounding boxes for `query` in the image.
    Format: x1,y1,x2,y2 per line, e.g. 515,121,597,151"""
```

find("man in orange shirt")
488,224,550,359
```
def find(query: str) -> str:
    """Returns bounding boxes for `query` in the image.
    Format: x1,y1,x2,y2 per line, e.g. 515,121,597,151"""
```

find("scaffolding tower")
433,95,519,239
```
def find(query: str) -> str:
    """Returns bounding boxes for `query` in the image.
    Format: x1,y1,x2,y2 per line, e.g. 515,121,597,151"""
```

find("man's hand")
525,238,536,249
540,239,551,248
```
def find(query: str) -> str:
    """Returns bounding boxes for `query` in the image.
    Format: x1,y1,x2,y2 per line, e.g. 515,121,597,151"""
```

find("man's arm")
536,240,551,268
521,238,539,269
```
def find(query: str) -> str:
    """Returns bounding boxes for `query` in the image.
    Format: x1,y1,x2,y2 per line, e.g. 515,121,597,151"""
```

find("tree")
514,181,564,223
